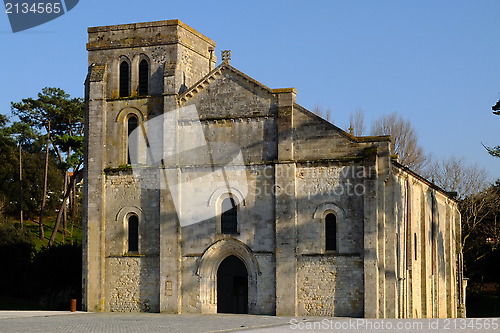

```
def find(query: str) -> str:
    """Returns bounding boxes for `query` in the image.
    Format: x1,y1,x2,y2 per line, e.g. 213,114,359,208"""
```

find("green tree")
0,118,63,221
11,87,84,244
0,114,8,128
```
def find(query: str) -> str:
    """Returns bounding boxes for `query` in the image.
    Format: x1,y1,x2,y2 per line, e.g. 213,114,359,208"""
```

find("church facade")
83,20,466,318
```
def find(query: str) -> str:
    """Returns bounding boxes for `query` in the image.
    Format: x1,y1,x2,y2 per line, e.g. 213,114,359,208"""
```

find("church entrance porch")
217,255,248,314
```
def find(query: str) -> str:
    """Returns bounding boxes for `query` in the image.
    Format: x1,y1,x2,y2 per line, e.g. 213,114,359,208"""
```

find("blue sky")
1,0,499,180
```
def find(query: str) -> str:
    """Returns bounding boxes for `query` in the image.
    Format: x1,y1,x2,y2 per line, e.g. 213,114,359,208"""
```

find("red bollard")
70,299,77,312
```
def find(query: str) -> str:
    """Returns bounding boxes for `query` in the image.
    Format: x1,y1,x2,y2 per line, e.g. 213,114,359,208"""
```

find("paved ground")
0,312,302,333
0,312,497,332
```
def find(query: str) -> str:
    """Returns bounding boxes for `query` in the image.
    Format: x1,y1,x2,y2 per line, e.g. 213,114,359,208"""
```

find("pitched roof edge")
179,62,296,104
391,160,458,201
293,103,391,143
222,63,275,93
178,64,225,103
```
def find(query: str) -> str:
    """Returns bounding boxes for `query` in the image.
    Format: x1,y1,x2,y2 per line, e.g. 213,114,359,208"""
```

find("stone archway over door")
217,255,248,314
197,239,260,314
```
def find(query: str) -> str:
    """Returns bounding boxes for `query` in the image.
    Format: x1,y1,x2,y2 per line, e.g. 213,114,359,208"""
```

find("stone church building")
83,20,466,318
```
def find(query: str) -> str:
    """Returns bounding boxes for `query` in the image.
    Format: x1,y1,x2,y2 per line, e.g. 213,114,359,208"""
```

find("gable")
178,64,279,164
180,64,277,120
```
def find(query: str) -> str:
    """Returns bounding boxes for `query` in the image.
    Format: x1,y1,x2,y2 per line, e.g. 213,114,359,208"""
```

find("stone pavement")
0,312,304,333
0,312,498,333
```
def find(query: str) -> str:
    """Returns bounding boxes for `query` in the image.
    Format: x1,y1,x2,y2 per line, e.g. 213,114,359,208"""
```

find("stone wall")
106,256,160,312
298,255,363,317
295,164,365,255
101,171,161,312
392,165,460,318
177,163,277,314
294,163,365,317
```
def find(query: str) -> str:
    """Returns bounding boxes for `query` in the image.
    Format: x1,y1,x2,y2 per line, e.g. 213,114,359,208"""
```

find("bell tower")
86,19,216,98
83,20,216,312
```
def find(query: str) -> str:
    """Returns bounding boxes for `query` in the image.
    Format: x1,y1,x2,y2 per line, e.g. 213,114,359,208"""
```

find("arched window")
138,59,149,96
119,61,130,97
127,116,138,164
128,214,139,253
221,197,237,234
325,213,337,251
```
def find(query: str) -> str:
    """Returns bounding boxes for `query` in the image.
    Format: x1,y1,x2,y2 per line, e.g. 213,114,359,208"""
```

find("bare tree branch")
348,108,365,136
425,156,490,199
370,112,428,172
